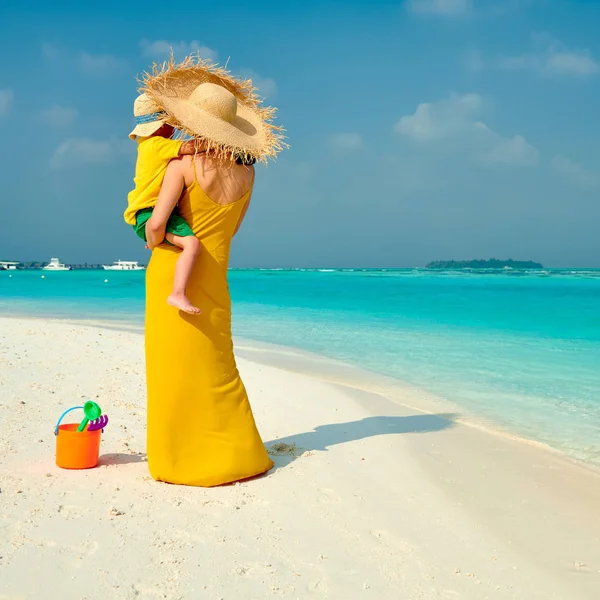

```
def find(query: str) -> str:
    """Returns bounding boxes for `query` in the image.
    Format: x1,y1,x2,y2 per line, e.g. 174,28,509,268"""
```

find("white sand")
1,317,599,600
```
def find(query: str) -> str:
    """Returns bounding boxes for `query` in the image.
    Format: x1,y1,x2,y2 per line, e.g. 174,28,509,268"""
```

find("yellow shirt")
123,136,182,225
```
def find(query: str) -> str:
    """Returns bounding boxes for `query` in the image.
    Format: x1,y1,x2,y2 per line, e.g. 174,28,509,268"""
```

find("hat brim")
158,96,267,154
140,55,286,163
128,119,166,140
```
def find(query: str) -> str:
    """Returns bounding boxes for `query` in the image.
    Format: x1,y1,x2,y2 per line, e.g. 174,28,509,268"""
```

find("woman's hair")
190,140,255,166
235,154,256,166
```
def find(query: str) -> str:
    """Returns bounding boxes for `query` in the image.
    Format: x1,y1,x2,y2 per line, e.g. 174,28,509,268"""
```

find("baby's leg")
165,234,201,315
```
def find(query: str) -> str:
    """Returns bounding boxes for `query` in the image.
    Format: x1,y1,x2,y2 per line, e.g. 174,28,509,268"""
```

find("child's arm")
178,139,207,156
179,140,197,155
146,160,185,249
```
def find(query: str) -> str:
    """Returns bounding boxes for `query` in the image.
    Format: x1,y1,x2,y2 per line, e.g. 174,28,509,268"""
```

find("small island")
426,258,543,270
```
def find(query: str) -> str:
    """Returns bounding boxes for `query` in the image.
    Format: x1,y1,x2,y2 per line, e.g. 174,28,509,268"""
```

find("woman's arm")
146,159,185,249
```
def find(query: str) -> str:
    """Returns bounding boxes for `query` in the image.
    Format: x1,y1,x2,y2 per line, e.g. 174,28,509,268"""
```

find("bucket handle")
54,406,84,435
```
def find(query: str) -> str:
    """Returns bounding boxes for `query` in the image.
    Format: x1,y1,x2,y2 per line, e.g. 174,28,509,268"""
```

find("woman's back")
175,154,254,258
183,153,254,206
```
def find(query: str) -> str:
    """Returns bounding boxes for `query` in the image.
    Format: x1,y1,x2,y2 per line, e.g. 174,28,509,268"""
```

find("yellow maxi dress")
145,177,274,487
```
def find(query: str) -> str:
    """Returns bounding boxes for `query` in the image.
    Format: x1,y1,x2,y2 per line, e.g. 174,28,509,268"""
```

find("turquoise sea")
1,268,599,465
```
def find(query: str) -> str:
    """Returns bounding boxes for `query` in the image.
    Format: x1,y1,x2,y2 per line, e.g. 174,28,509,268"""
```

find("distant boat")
43,258,71,271
0,261,19,271
102,260,145,271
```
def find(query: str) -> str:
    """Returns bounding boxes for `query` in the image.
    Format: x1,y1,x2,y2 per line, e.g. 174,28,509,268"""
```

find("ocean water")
1,268,599,465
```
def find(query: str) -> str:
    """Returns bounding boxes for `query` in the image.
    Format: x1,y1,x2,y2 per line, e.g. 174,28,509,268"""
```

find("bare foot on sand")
167,294,201,315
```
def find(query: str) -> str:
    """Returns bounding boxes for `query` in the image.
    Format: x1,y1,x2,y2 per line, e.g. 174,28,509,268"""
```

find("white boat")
43,258,71,271
102,260,145,271
0,261,19,271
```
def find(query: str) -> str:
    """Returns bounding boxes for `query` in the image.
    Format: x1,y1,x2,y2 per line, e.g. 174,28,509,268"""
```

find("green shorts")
133,207,194,243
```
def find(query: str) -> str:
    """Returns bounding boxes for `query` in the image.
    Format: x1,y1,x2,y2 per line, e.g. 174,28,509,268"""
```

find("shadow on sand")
265,413,457,467
98,452,147,466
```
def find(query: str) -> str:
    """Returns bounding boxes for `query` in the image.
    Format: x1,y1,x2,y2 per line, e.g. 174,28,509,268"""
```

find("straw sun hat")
140,55,285,163
129,93,168,140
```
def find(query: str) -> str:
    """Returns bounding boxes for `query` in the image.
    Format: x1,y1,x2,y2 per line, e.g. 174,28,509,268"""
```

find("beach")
1,317,600,599
3,268,600,466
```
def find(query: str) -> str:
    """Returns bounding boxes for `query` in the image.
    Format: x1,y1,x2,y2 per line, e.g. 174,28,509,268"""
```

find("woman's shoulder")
190,155,254,203
222,162,255,189
230,161,255,179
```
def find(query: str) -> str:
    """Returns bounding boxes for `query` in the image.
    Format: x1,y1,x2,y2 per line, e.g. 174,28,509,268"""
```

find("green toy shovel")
77,401,102,432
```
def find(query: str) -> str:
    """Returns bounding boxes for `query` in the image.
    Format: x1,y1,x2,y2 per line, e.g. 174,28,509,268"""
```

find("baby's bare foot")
167,294,201,315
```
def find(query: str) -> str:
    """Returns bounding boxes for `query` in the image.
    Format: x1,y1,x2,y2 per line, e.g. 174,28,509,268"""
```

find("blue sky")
1,0,599,267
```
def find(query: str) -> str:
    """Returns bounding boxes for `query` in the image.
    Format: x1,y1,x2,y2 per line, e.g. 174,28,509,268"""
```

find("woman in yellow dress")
140,56,285,486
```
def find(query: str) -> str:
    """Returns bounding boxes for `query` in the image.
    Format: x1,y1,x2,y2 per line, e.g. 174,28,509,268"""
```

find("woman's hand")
145,218,166,250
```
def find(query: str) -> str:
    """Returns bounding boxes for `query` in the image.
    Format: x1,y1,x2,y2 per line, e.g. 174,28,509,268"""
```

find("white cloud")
79,52,127,74
239,69,278,99
42,43,60,60
544,51,599,77
396,93,483,141
551,155,599,189
0,89,13,116
462,50,486,72
408,0,471,15
38,105,78,127
140,39,218,62
478,128,539,166
50,137,132,169
395,93,539,166
471,34,599,77
410,0,538,17
41,44,126,76
330,133,363,153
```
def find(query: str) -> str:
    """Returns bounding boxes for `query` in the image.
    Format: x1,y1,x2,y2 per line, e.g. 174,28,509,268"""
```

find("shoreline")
3,313,598,476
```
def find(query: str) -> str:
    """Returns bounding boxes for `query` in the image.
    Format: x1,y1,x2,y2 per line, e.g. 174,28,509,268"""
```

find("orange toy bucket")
54,407,103,469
